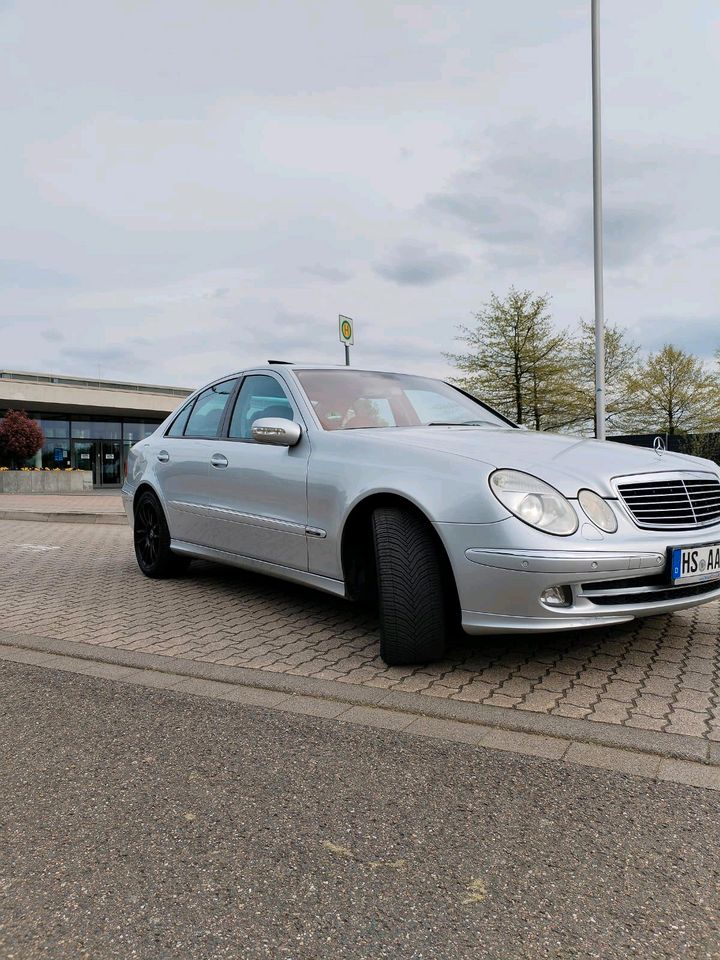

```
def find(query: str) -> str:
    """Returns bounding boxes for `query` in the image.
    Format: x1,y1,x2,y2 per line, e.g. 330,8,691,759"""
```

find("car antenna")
267,359,294,364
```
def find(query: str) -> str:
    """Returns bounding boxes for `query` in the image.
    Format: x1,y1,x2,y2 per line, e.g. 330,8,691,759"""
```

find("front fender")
306,434,508,580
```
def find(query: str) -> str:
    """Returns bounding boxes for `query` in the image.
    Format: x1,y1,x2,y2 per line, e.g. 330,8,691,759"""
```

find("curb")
0,510,126,526
0,630,718,790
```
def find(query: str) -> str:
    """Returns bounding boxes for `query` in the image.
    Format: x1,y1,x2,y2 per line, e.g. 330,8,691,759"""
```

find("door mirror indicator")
251,418,302,447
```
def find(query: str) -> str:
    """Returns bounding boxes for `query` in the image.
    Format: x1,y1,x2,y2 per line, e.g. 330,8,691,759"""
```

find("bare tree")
446,288,574,430
622,344,720,435
566,320,640,435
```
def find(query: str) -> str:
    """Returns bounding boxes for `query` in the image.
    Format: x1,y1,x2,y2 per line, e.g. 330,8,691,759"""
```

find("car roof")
241,363,432,376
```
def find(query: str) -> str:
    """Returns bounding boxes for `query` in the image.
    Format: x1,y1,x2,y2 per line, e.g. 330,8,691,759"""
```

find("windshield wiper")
427,420,487,426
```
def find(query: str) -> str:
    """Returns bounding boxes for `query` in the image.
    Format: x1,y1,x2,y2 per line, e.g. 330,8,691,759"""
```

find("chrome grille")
616,474,720,529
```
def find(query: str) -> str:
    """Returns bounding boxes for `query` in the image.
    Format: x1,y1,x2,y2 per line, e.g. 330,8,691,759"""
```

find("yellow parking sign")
339,315,354,345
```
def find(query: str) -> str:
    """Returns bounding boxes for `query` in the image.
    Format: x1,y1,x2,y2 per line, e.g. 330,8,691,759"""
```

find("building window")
123,421,159,443
71,420,122,441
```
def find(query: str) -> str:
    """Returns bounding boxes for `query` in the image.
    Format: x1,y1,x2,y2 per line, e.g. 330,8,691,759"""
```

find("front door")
100,441,122,486
204,373,309,570
72,440,97,484
154,378,238,545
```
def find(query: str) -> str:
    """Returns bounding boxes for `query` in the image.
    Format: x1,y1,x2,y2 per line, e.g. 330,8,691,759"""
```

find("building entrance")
71,440,123,487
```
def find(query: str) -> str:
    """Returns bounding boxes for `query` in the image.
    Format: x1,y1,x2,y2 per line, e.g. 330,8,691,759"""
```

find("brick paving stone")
552,658,587,676
552,704,591,719
496,677,536,697
514,663,549,680
2,517,719,747
640,676,679,697
452,682,495,703
612,666,647,683
651,661,685,680
657,648,686,664
587,701,631,724
664,711,710,738
574,668,613,687
603,680,640,702
684,657,715,676
625,715,666,732
519,690,561,713
673,690,715,714
535,672,571,693
586,654,623,671
482,694,522,708
634,695,672,720
562,686,601,709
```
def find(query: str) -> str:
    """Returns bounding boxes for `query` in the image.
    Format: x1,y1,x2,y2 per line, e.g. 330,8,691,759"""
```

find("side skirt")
170,539,347,599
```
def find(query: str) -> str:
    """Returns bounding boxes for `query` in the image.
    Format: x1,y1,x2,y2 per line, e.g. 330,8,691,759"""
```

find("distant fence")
610,433,720,466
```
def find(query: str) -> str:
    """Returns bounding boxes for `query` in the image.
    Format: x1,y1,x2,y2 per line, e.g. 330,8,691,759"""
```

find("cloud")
1,2,719,390
427,172,671,271
426,191,540,245
59,345,149,374
631,313,720,361
301,265,353,283
0,260,75,289
374,243,470,286
562,204,672,268
41,328,64,343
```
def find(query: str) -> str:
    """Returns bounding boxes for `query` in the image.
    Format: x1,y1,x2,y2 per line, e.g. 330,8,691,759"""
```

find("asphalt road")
1,662,719,960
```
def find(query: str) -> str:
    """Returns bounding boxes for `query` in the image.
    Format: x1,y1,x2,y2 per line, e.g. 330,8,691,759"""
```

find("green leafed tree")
566,320,640,435
446,288,575,430
621,344,720,435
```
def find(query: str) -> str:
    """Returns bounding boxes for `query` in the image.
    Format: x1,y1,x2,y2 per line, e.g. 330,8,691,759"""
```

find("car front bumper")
436,520,720,635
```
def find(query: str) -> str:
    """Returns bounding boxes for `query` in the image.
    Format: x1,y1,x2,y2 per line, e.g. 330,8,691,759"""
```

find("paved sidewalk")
2,518,719,760
0,492,125,524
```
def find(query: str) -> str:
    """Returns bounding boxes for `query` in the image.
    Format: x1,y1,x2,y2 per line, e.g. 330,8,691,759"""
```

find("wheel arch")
340,492,459,614
133,480,164,513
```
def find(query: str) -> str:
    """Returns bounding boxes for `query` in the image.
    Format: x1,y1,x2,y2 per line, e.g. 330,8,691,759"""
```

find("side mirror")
251,417,302,447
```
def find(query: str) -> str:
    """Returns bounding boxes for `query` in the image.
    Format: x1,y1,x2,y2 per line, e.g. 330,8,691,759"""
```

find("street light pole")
592,0,606,441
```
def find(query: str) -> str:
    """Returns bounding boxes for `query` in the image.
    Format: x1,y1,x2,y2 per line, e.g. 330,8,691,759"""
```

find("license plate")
670,543,720,585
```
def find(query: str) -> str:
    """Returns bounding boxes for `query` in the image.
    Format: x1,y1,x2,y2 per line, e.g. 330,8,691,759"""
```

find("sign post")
339,315,354,366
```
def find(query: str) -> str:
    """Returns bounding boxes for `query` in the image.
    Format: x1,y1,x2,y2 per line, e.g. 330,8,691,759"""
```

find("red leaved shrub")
0,410,45,465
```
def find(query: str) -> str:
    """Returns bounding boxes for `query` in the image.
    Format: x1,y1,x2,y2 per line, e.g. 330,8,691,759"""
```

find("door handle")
211,453,229,469
157,450,170,463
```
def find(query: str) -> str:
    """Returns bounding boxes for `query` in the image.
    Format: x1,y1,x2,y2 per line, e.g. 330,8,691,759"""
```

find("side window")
184,379,237,438
228,375,295,441
166,401,194,438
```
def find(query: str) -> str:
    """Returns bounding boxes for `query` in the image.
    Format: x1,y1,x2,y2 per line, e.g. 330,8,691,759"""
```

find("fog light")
541,585,572,607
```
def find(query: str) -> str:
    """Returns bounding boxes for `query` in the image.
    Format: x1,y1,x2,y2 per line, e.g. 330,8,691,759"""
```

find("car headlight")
578,489,618,533
490,469,578,535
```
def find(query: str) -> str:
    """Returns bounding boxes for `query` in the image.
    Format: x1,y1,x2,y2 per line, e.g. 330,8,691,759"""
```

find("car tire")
372,506,448,665
133,490,191,579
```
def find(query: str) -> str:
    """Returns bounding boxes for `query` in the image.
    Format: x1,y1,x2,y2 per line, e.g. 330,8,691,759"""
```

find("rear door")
202,372,310,570
154,379,238,545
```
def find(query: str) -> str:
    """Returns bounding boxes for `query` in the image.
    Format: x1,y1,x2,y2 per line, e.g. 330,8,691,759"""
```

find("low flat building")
0,370,192,487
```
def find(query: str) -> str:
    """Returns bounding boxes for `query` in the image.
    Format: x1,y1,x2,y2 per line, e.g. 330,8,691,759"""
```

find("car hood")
364,426,716,496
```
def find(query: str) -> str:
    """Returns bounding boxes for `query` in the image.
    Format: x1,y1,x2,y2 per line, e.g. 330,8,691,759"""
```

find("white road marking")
11,543,61,552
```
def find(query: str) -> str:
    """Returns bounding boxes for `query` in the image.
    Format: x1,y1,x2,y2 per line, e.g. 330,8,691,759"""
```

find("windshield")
295,369,513,431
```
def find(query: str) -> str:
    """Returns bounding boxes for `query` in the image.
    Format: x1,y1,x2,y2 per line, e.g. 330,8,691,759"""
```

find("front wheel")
133,491,191,579
372,506,449,665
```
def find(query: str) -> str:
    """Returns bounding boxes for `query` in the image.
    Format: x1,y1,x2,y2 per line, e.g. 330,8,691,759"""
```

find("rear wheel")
133,491,191,579
372,506,448,665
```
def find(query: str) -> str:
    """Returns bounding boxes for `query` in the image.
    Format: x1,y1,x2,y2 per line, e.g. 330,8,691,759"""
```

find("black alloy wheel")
133,490,190,579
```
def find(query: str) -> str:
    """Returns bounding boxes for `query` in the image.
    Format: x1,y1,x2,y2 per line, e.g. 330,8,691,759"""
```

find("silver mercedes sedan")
122,363,720,664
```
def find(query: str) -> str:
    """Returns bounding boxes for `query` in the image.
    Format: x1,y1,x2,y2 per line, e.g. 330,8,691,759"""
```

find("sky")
1,0,719,389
